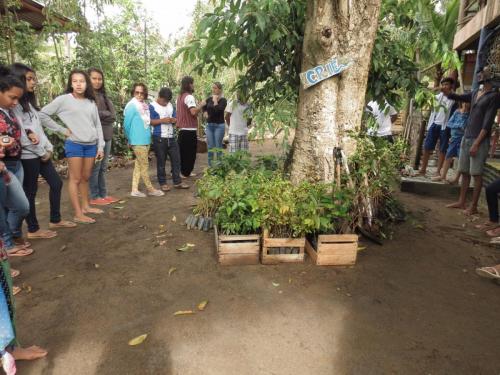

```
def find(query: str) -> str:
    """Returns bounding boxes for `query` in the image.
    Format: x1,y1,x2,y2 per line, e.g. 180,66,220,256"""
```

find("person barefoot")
463,206,479,216
10,345,48,361
446,201,466,210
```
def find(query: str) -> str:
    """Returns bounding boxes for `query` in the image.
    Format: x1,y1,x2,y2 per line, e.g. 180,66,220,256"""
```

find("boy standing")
225,93,252,153
418,77,456,176
149,88,189,191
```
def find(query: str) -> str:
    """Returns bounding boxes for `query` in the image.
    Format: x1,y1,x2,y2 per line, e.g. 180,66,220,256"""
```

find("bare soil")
12,141,500,375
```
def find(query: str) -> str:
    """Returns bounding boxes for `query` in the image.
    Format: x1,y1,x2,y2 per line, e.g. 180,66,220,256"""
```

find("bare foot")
446,202,466,209
10,345,48,360
463,207,478,216
486,227,500,237
83,207,104,214
415,170,426,176
73,215,96,224
475,221,499,230
445,179,458,185
431,176,443,182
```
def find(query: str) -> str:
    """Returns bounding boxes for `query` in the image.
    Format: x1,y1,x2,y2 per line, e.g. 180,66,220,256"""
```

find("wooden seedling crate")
261,229,305,265
215,226,260,265
305,234,358,266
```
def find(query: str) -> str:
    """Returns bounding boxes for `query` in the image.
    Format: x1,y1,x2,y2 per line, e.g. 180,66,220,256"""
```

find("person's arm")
19,126,46,157
106,97,117,123
39,96,71,136
123,104,133,140
187,95,204,116
149,104,163,126
215,97,227,113
448,92,473,103
470,129,488,157
225,112,231,126
93,104,105,153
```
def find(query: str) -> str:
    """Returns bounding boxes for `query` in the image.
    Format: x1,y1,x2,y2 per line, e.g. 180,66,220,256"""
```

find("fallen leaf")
357,246,367,251
346,293,352,297
168,267,177,276
118,200,126,204
128,334,147,346
156,234,167,238
59,245,67,252
174,310,195,316
171,215,177,222
94,263,100,269
177,243,193,252
272,282,280,287
113,206,124,210
186,243,195,247
288,277,292,284
159,224,165,229
278,290,283,294
56,274,65,278
197,300,208,311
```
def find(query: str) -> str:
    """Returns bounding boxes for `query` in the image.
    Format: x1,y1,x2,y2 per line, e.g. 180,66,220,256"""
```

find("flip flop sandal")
476,267,500,280
27,230,57,239
12,286,21,296
7,247,34,257
161,185,171,192
486,228,500,237
10,269,20,278
14,239,31,248
49,220,77,228
490,237,500,244
174,183,189,189
475,222,498,230
84,208,104,215
73,217,96,224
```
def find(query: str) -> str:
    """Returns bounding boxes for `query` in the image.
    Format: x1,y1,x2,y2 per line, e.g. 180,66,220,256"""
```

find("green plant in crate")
215,171,267,235
209,150,252,179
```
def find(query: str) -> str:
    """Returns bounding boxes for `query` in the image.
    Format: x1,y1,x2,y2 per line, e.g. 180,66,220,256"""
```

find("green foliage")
208,150,252,178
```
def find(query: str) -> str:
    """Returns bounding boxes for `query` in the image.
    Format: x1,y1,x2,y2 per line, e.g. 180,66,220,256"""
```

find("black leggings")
22,158,63,232
177,130,197,177
486,178,500,223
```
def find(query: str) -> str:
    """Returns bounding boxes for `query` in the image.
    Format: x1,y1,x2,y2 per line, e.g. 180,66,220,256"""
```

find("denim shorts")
65,140,97,158
446,136,462,159
424,123,450,154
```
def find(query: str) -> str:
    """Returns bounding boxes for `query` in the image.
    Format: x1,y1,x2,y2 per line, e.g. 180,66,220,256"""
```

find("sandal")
161,185,171,192
49,220,77,229
27,229,57,239
10,269,20,278
486,227,500,237
475,222,500,231
13,238,31,248
476,266,500,280
84,207,104,214
7,247,34,257
13,286,21,296
174,183,189,189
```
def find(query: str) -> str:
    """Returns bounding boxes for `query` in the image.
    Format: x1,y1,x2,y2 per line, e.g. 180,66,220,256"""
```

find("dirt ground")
11,141,500,375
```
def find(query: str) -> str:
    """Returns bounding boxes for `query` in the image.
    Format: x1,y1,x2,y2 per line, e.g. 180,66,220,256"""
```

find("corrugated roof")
0,0,70,31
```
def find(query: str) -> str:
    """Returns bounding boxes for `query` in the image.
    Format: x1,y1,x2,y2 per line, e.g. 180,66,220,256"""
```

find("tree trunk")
290,0,382,183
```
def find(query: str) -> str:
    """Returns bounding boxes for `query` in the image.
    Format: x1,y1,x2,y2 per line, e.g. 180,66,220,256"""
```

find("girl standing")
202,82,226,167
11,63,76,238
39,70,104,224
88,68,118,206
124,83,164,197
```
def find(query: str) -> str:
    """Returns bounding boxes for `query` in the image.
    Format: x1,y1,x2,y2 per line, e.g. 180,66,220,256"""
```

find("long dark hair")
0,65,24,93
10,62,39,112
87,67,107,95
65,69,95,101
180,76,194,94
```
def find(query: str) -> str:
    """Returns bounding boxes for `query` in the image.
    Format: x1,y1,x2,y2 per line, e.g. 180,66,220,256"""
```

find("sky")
139,0,198,38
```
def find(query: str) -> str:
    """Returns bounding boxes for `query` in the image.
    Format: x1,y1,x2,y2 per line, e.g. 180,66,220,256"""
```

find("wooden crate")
305,234,358,266
215,226,260,265
261,229,305,265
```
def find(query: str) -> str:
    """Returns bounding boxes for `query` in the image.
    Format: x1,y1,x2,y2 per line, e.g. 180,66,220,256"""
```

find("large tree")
289,1,381,183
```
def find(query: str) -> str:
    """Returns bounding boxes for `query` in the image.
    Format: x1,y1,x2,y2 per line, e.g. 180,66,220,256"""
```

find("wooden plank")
305,239,318,264
316,253,356,266
218,254,260,266
261,252,305,265
318,234,358,243
219,234,260,242
219,242,260,255
318,242,358,254
263,238,305,247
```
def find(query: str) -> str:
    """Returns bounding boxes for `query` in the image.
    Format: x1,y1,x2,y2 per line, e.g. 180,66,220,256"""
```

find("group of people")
0,63,255,371
123,76,253,196
415,67,500,282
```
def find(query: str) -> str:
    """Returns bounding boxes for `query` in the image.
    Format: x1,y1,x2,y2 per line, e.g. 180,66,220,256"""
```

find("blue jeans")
152,136,182,185
205,123,225,166
0,161,29,248
90,140,112,199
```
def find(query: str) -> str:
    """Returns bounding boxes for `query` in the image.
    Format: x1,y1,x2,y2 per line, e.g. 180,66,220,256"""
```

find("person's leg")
5,172,29,241
21,158,41,234
39,160,63,225
214,123,226,162
180,131,197,176
178,131,189,177
228,134,237,153
485,178,500,223
67,157,93,223
436,151,446,176
433,158,451,181
418,124,440,175
436,128,450,176
465,139,490,215
152,137,167,187
89,156,100,200
466,175,483,215
134,145,155,191
167,139,187,187
205,123,216,167
98,140,112,198
131,147,141,192
81,156,102,214
240,135,249,152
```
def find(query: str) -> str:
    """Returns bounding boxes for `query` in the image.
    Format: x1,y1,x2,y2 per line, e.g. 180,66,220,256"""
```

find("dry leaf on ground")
272,282,280,287
174,310,195,316
171,215,177,222
128,334,147,346
197,300,208,311
168,267,177,276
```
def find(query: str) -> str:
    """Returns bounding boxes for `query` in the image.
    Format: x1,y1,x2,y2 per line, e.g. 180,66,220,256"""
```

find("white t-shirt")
427,93,454,130
226,101,251,136
366,101,397,137
150,101,174,138
182,95,197,131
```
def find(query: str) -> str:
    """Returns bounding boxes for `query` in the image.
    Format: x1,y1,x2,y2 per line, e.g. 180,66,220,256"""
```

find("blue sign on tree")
300,57,353,89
